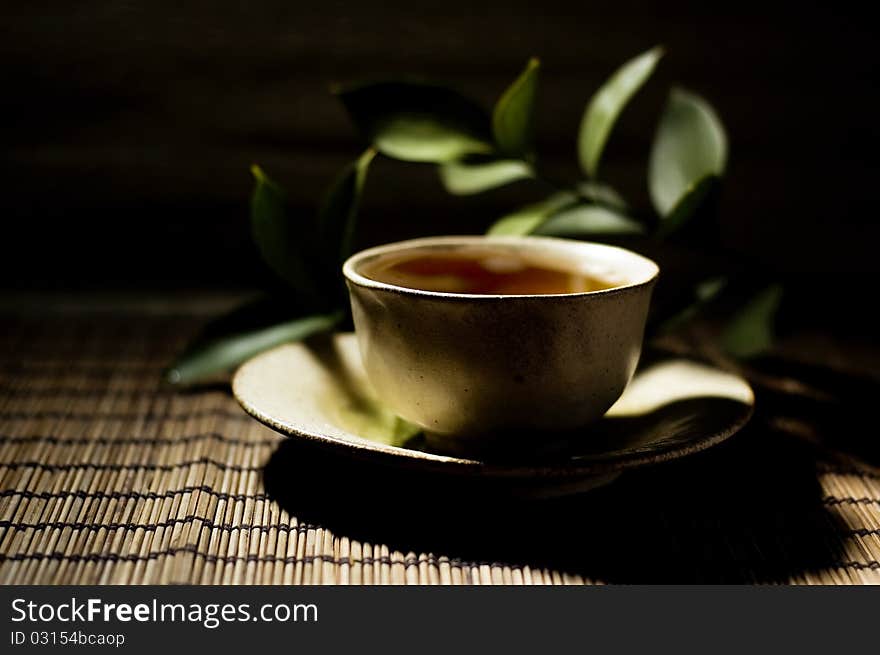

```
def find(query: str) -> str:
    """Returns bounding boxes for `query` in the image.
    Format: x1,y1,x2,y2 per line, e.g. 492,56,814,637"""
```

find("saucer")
233,333,754,497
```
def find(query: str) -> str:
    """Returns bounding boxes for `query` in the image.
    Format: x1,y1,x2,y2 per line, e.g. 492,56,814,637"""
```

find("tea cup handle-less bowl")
342,235,659,446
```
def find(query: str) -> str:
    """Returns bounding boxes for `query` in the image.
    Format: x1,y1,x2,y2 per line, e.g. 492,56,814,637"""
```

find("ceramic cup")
343,235,659,447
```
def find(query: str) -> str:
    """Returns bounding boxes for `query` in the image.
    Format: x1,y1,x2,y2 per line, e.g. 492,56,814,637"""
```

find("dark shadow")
174,381,232,395
748,355,880,466
263,417,844,583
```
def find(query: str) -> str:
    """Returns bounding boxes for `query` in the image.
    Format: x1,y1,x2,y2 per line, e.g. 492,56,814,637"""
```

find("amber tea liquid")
361,249,616,295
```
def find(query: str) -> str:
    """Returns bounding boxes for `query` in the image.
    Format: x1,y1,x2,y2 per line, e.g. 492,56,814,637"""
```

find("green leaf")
655,174,718,238
305,335,421,446
492,58,540,157
576,181,629,210
696,276,728,302
336,396,422,446
649,88,727,225
486,192,577,235
656,276,728,334
250,165,319,299
535,204,645,238
438,158,533,195
336,80,492,162
720,284,784,359
578,46,663,178
317,149,376,267
165,304,343,388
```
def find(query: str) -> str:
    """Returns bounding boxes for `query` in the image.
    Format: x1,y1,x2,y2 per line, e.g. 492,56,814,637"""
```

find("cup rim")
342,235,659,300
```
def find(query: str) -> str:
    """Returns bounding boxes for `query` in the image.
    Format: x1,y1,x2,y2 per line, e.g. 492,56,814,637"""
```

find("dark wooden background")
2,1,878,333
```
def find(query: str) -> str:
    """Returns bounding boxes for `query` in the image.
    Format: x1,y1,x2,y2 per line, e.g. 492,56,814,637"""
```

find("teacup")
342,235,659,447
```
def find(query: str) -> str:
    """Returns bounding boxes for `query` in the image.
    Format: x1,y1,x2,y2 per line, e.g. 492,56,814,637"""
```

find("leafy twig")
167,47,782,388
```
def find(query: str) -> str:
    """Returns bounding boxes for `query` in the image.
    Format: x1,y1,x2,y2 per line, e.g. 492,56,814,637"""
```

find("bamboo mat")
1,304,879,585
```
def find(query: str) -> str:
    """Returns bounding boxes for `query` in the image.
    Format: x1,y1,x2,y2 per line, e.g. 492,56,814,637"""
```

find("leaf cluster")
166,49,779,387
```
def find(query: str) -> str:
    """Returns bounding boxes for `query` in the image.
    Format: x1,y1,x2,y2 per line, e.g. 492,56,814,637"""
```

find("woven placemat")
1,307,878,585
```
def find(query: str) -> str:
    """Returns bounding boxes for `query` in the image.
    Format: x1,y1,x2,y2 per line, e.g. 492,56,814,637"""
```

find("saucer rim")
232,340,755,481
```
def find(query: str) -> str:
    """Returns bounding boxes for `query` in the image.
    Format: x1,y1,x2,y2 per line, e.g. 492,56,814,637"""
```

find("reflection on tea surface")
361,250,616,295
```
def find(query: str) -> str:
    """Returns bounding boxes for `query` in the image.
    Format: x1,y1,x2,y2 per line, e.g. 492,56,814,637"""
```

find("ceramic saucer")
233,333,754,497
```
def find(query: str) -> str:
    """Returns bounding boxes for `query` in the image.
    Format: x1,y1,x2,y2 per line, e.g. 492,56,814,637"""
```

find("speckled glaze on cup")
343,235,659,445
